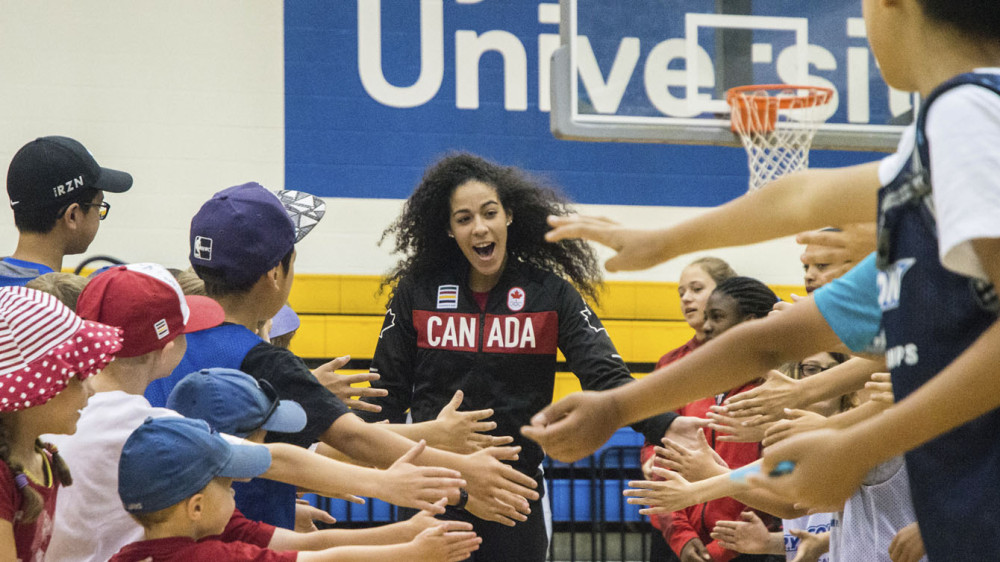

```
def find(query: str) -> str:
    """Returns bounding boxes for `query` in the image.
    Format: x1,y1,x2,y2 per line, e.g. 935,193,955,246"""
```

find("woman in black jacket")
362,153,676,561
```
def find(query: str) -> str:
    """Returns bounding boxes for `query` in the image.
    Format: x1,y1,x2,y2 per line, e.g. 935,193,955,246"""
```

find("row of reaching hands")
299,216,884,538
310,359,541,528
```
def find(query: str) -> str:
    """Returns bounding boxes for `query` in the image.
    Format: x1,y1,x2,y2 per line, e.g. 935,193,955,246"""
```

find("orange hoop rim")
726,84,834,134
725,84,834,110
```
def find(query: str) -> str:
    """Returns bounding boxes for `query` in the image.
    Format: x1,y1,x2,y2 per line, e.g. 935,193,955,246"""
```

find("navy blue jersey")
876,72,1000,560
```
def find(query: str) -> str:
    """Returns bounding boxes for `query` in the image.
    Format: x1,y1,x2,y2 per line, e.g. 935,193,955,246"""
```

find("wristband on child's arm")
729,461,796,483
455,487,468,509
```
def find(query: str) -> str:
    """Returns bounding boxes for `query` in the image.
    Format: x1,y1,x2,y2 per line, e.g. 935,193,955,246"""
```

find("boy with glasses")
2,136,131,286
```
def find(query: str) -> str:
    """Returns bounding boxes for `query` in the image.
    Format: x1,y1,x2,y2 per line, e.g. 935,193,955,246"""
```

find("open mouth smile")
473,242,496,258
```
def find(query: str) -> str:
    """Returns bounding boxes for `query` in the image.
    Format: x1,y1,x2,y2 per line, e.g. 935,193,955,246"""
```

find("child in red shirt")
110,416,481,562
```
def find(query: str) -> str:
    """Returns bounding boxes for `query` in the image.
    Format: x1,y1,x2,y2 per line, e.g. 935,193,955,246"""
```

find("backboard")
551,0,917,151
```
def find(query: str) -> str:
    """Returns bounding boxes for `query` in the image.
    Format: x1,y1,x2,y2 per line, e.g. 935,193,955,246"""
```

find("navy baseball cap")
166,368,307,438
118,416,271,514
7,136,132,211
188,183,324,286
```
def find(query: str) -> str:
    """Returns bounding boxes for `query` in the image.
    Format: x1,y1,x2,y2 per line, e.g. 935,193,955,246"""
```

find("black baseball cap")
6,136,133,211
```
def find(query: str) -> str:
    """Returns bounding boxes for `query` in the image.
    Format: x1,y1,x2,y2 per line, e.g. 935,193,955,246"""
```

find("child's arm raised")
262,440,464,514
759,238,1000,510
523,298,842,462
379,390,514,453
723,357,883,425
295,524,481,562
626,462,805,520
546,163,881,272
323,413,539,527
270,499,467,550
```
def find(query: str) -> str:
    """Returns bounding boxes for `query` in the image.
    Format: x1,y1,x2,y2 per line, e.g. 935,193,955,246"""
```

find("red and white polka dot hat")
0,286,122,412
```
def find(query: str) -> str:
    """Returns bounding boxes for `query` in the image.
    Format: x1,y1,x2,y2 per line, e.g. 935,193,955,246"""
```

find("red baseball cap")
76,263,225,357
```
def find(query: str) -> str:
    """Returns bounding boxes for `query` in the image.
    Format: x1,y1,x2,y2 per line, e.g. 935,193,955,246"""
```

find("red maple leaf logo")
511,289,523,299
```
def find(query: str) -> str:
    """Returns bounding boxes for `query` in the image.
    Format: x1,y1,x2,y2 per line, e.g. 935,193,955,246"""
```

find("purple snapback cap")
189,182,296,286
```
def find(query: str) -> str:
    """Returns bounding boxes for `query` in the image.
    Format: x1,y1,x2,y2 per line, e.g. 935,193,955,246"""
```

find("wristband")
455,487,469,510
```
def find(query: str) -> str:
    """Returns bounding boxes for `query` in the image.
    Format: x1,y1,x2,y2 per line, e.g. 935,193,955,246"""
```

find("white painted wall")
0,1,807,285
0,0,285,270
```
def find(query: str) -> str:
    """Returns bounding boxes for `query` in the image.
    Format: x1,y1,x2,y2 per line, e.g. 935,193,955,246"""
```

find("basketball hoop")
726,85,834,191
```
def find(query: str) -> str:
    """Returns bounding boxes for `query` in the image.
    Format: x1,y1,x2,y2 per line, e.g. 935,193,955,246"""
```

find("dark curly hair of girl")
712,276,780,320
380,152,603,302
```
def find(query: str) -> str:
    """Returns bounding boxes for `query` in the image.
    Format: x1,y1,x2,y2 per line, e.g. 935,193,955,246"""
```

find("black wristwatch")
455,487,469,510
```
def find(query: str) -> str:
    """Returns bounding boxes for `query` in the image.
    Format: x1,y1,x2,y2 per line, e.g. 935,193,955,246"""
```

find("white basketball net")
728,86,833,191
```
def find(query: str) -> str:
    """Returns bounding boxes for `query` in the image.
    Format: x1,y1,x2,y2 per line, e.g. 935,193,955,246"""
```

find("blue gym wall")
284,1,879,209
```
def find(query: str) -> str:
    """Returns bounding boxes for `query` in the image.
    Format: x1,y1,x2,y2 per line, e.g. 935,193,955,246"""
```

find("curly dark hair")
380,152,603,302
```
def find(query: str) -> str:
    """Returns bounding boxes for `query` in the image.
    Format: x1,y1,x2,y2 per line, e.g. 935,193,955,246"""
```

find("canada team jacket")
360,263,675,474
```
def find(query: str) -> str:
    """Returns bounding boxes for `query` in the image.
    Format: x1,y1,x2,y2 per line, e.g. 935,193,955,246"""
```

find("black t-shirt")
242,342,351,448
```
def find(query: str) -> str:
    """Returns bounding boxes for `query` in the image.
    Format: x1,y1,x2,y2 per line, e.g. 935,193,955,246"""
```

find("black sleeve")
357,289,417,424
556,283,676,443
242,342,350,448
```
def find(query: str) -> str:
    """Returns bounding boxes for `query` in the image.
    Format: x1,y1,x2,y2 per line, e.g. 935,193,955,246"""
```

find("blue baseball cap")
188,182,295,286
166,368,307,438
118,416,271,514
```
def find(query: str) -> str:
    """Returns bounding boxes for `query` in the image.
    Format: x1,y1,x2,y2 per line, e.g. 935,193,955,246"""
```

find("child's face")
702,293,743,341
800,352,844,416
678,265,717,333
65,192,106,255
20,376,94,436
862,0,912,92
198,477,236,538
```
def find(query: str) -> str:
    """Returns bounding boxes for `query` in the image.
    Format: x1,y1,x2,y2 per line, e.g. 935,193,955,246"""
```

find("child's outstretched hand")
723,370,803,425
711,511,775,555
709,405,769,443
789,530,830,562
544,214,673,272
889,522,926,562
312,355,388,413
624,466,699,514
655,431,728,482
761,409,828,448
380,440,466,513
522,390,623,462
401,498,474,540
754,428,865,513
431,390,514,453
410,524,481,562
461,445,539,526
865,372,895,404
294,498,337,532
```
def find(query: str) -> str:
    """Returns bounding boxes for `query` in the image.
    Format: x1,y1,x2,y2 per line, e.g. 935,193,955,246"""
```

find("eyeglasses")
57,200,110,221
79,201,111,221
799,362,835,377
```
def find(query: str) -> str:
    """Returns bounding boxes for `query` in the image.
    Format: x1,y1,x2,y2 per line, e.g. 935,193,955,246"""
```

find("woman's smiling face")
449,180,511,292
